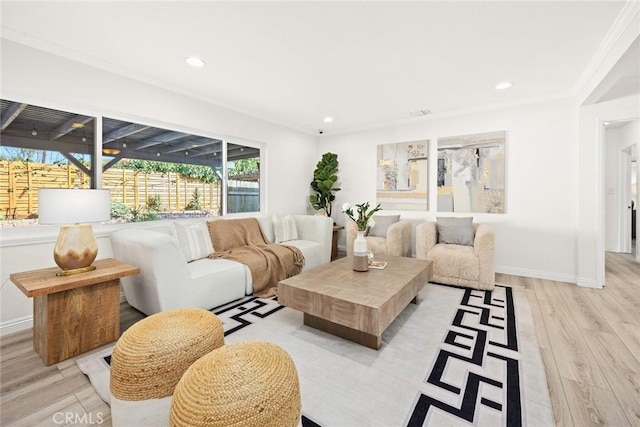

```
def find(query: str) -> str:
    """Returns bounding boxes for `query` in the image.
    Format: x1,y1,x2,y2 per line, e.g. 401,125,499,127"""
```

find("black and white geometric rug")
77,283,554,426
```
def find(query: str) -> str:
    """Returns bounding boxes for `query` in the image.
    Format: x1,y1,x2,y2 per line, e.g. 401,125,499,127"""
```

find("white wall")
321,97,579,282
0,40,319,334
604,119,640,251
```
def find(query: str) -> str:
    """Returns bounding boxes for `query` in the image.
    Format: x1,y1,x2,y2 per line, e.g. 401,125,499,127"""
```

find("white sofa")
110,215,333,315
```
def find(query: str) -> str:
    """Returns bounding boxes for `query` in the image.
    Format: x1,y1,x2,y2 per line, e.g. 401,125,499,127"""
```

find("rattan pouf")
170,341,301,427
110,308,224,427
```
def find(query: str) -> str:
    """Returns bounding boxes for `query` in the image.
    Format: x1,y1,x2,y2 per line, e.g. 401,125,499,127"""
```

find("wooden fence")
0,160,222,218
227,180,260,213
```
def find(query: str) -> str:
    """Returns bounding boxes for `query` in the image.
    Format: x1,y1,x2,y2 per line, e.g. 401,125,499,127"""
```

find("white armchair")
346,216,412,257
416,221,495,290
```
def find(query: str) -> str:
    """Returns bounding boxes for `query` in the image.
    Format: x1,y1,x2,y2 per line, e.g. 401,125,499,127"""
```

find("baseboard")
576,277,603,289
495,265,578,285
0,315,33,336
497,266,605,289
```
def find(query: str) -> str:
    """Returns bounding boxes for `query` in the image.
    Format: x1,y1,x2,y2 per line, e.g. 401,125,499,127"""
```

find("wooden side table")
332,225,345,261
10,258,139,366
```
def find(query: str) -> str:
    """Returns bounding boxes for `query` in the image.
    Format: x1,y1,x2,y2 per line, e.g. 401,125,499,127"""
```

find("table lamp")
38,189,111,276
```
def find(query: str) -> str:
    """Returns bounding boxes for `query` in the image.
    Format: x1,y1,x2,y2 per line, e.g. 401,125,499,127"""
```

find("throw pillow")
367,215,400,238
172,221,215,262
436,217,475,246
272,214,298,243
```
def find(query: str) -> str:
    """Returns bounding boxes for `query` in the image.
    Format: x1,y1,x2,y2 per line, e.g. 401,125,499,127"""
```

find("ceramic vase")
353,230,369,272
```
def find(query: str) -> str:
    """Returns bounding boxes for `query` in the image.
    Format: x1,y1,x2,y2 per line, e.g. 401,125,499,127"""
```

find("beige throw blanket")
207,218,304,297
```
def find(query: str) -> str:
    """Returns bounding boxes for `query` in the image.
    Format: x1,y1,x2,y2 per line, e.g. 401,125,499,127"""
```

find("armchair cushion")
416,221,495,290
436,217,474,246
368,214,400,238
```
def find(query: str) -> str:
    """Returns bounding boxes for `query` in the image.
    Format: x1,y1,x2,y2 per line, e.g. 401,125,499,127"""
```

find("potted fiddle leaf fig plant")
309,152,340,217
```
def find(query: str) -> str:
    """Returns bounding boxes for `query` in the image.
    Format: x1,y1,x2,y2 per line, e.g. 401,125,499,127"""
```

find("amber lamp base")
53,224,99,276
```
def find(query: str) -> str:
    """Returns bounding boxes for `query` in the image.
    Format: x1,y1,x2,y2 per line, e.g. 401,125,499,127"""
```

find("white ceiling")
0,1,628,135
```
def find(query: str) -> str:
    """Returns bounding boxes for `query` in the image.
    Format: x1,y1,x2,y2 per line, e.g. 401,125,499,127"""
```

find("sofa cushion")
172,221,214,262
368,215,400,238
187,258,250,303
436,217,474,246
273,214,298,243
428,243,480,282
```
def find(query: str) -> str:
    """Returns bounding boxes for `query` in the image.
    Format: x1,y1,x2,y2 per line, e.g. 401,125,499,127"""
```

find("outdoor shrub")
146,194,162,212
185,188,202,211
130,206,160,222
110,202,129,218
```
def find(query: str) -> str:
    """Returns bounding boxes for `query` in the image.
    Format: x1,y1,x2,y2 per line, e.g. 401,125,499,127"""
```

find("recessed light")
495,81,512,90
185,57,206,68
71,122,85,129
102,148,120,156
323,116,333,123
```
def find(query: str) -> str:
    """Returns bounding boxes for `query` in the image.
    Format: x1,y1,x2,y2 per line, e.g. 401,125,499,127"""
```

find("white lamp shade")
38,189,111,224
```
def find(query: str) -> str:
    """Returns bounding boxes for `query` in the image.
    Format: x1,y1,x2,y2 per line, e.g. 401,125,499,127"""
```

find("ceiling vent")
410,109,431,117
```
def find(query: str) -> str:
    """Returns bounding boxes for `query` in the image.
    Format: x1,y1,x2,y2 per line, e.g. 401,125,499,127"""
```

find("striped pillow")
272,214,298,243
172,221,215,262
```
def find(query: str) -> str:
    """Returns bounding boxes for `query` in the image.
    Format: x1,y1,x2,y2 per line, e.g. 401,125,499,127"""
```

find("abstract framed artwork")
437,131,506,213
376,140,429,210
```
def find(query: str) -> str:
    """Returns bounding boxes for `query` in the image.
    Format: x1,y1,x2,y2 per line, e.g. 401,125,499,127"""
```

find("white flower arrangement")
342,201,382,231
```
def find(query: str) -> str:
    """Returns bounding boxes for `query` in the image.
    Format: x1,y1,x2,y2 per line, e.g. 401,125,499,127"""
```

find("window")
0,100,96,220
0,99,263,225
101,117,225,221
227,143,260,214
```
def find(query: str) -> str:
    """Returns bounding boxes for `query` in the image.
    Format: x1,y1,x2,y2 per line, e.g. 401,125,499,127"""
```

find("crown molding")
572,0,640,98
325,92,575,137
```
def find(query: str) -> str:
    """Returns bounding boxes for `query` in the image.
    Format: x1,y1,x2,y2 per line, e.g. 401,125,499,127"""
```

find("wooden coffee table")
278,256,432,349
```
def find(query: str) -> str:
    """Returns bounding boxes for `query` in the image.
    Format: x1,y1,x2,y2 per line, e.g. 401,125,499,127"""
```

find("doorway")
604,119,639,263
631,146,638,261
620,144,637,258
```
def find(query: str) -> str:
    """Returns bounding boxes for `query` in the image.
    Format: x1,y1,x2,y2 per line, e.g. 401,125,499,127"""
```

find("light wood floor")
1,252,638,426
498,250,640,427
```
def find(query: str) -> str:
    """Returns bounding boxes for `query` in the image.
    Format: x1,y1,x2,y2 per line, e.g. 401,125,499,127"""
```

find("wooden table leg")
33,279,121,366
304,313,382,350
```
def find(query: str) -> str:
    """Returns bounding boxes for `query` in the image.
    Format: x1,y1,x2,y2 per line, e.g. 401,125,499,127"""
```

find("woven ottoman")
110,308,224,427
170,341,301,427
